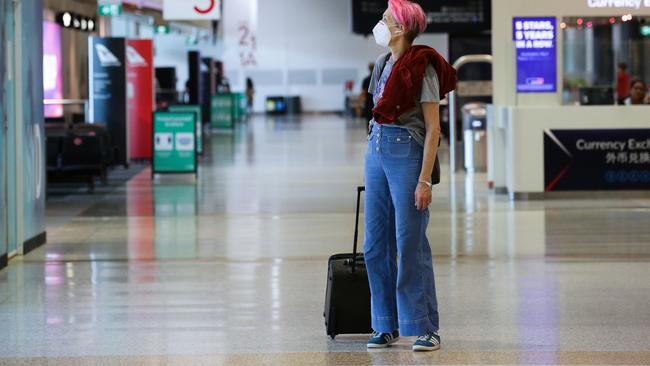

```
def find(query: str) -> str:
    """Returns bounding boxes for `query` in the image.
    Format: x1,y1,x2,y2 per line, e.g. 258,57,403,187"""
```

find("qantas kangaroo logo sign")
163,0,221,20
95,44,121,67
126,46,147,67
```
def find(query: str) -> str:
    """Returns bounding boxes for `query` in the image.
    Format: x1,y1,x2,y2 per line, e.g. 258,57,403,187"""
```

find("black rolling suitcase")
324,186,372,339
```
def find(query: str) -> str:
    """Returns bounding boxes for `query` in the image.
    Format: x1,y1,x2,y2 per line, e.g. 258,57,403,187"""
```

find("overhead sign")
587,0,650,9
544,129,650,191
513,17,557,93
99,4,123,16
352,0,491,35
155,25,170,34
153,112,197,175
163,0,221,20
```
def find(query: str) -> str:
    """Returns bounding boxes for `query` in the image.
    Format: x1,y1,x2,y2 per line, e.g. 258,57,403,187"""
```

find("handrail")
449,54,493,173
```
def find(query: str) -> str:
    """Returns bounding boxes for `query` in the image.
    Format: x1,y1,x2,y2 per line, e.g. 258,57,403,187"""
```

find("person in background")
616,63,631,105
364,0,456,353
360,62,375,132
246,78,255,114
625,79,650,105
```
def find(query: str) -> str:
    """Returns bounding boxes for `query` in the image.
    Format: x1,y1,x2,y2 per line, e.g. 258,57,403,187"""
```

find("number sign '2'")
163,0,221,20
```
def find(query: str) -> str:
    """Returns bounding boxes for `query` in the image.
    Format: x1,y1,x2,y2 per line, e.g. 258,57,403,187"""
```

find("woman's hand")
415,182,432,211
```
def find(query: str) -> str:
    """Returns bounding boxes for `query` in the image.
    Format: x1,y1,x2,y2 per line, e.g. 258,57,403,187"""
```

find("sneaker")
412,332,441,352
367,330,400,349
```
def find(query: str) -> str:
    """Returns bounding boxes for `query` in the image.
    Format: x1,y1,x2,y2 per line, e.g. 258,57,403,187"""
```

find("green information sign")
155,25,170,34
231,92,245,121
168,105,203,155
211,94,234,129
153,112,197,175
99,4,122,16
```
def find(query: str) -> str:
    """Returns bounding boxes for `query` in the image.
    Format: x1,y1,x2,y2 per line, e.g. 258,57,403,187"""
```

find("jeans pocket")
386,136,412,158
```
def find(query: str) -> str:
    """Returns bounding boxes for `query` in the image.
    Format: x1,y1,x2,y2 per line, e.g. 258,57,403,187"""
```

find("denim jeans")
364,124,439,336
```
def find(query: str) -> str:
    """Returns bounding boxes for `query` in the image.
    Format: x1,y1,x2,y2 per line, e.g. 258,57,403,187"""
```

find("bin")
462,103,488,173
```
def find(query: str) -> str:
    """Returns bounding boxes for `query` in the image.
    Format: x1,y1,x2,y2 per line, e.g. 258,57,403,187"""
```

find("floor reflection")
2,114,649,364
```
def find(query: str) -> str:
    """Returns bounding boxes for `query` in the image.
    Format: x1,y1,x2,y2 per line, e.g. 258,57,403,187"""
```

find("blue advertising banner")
544,129,650,191
513,17,557,93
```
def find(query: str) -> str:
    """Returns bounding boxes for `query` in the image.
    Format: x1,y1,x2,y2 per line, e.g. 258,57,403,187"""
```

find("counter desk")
492,105,650,199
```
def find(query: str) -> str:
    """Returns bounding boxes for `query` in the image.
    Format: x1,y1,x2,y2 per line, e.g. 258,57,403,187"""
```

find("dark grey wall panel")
288,70,317,85
322,69,359,85
246,70,284,86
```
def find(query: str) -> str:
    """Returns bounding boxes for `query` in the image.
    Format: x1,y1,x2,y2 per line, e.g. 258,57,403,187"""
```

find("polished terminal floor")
2,115,650,366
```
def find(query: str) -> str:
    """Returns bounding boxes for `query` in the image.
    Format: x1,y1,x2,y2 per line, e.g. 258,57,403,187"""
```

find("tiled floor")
2,114,650,365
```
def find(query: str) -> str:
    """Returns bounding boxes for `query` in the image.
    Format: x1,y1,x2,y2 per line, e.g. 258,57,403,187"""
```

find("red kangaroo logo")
194,0,215,14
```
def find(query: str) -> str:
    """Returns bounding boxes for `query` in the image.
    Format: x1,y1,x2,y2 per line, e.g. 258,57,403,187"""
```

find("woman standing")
364,0,456,352
245,78,255,115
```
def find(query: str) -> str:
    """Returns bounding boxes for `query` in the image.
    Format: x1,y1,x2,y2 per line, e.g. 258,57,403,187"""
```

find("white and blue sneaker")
412,332,441,352
366,330,400,349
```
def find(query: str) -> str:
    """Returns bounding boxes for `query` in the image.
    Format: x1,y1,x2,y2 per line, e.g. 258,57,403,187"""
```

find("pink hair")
388,0,427,36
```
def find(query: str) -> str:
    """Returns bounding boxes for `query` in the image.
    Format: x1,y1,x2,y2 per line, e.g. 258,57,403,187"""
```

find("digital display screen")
43,21,63,118
352,0,491,35
513,17,557,93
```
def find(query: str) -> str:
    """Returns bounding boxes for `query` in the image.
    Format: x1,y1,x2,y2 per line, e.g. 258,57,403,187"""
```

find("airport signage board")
544,129,650,191
211,95,234,129
513,17,557,93
586,0,650,9
89,37,129,166
127,39,154,160
99,4,123,16
153,112,197,175
168,105,203,156
352,0,491,35
163,0,221,20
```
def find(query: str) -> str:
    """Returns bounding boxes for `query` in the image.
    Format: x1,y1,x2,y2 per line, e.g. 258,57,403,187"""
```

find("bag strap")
379,53,391,75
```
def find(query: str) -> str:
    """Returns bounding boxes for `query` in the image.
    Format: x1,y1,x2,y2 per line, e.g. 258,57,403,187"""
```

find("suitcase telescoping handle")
351,186,365,272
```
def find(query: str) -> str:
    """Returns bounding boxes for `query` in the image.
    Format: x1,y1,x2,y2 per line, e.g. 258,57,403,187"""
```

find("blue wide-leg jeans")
364,124,439,336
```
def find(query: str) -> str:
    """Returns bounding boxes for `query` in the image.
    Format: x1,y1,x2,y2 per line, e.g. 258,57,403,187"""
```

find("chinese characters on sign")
513,17,557,93
605,152,650,164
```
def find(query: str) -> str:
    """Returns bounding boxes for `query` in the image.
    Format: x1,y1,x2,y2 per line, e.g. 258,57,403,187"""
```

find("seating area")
45,123,115,193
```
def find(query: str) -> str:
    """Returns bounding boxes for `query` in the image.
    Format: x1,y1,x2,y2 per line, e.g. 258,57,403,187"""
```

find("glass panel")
0,1,7,259
561,16,650,106
1,0,16,255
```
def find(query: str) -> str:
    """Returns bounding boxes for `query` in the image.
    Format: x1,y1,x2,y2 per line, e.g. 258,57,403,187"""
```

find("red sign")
163,0,221,20
194,0,215,14
127,39,154,160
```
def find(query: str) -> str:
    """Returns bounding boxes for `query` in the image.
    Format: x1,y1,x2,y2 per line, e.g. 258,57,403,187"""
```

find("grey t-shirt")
368,53,440,146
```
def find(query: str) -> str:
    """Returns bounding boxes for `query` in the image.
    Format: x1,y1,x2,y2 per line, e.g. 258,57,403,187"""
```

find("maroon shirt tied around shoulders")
372,45,457,124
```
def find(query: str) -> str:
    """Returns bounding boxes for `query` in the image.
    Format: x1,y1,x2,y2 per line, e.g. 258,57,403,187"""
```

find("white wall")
153,0,449,112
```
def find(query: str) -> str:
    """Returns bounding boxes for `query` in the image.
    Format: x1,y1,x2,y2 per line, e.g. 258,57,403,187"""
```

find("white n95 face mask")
373,21,391,48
